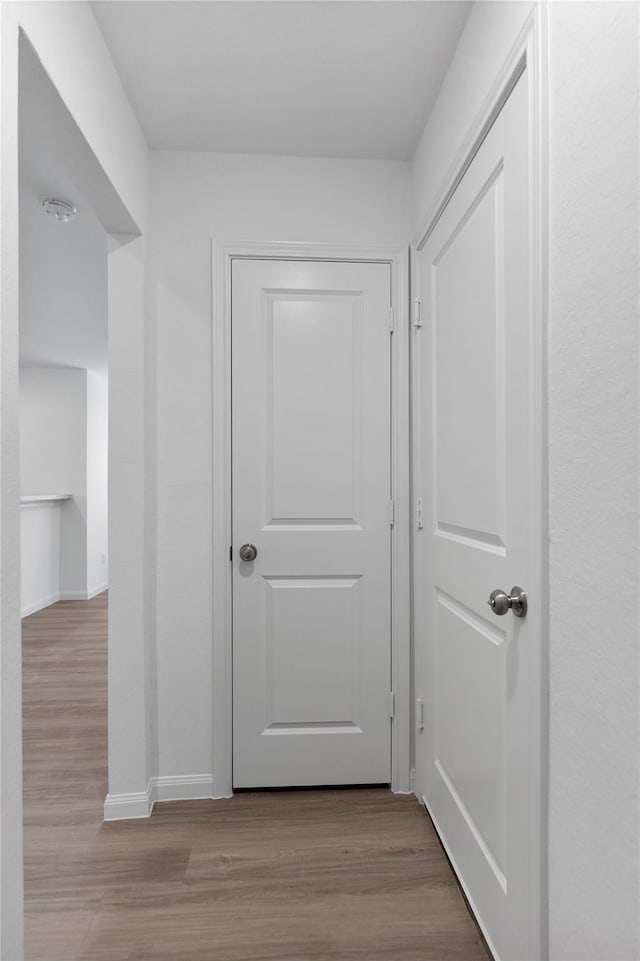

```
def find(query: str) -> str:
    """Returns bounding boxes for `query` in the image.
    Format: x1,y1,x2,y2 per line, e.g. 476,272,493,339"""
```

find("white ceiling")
91,1,472,161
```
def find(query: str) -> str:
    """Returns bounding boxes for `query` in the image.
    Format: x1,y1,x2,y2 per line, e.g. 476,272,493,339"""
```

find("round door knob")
239,543,257,562
487,586,527,618
488,589,511,615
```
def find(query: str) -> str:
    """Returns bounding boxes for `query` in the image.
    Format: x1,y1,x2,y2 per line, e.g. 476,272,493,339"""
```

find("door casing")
212,241,411,797
412,7,548,960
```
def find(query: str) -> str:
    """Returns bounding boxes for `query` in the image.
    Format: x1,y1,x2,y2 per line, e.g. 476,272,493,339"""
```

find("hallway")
22,596,489,961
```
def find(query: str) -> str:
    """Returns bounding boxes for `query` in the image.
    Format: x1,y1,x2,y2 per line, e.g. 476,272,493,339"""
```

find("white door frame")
412,7,548,959
212,241,411,797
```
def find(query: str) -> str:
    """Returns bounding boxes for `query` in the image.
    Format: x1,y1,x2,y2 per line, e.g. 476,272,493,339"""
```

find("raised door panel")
263,576,361,731
434,592,507,889
433,169,506,553
267,294,363,528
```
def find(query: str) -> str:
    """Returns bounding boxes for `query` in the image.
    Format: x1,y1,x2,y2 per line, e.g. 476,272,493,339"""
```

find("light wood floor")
23,593,490,961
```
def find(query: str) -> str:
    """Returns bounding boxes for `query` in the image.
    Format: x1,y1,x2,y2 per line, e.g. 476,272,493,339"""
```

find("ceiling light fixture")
41,198,77,222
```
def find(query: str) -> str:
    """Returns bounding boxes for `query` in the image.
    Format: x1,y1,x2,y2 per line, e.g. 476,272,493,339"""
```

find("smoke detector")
41,198,77,222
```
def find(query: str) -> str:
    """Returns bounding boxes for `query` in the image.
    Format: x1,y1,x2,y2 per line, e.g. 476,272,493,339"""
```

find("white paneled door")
415,74,538,959
232,259,392,788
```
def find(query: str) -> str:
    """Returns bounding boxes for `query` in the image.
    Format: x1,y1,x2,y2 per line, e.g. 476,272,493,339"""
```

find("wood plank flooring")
23,594,490,961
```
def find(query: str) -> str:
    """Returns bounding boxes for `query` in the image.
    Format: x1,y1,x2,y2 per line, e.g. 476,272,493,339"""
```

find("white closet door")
415,74,538,960
232,258,392,788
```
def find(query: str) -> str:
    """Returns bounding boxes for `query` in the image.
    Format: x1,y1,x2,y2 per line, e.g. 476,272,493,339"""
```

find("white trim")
21,584,108,618
389,246,412,794
152,774,215,803
212,240,412,797
20,495,71,509
412,7,548,959
103,774,218,821
86,582,109,599
215,240,409,264
61,584,109,602
212,240,234,801
528,9,549,958
103,786,153,821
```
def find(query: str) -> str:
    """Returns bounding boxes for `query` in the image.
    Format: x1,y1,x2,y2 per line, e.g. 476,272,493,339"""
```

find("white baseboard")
22,584,109,618
87,582,109,599
60,583,108,601
152,774,215,803
103,774,217,821
21,591,61,618
103,786,153,821
59,590,89,601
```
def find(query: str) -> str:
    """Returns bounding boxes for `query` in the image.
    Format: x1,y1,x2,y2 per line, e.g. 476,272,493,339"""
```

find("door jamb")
212,241,411,797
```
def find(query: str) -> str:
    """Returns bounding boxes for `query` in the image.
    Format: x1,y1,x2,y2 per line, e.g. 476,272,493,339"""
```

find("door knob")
487,586,527,618
238,543,257,562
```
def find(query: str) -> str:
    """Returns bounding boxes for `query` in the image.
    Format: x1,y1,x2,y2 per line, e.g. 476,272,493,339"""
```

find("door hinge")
416,496,424,530
413,299,422,328
389,691,395,718
417,697,425,731
229,545,233,561
388,307,394,333
388,498,395,527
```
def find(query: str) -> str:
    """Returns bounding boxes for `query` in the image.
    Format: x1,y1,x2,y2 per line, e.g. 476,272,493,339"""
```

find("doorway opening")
19,36,109,622
212,242,411,797
16,32,137,957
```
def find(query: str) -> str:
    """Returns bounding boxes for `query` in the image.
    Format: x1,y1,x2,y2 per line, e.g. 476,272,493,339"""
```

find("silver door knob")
488,586,527,618
239,543,257,562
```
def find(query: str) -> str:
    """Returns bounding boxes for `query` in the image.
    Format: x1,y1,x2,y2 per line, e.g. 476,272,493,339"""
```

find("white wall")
411,2,640,958
19,367,108,602
20,367,87,595
151,151,412,781
20,500,64,616
20,369,85,493
86,370,108,596
1,2,150,953
547,4,639,959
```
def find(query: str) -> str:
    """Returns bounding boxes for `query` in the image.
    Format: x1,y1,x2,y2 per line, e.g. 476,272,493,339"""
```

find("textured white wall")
151,151,412,780
19,367,87,595
547,4,639,958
